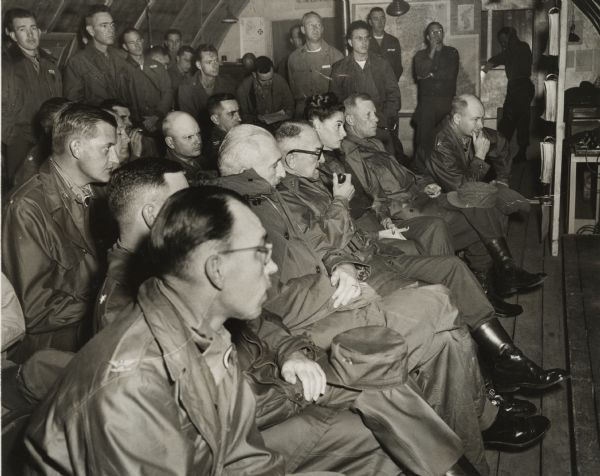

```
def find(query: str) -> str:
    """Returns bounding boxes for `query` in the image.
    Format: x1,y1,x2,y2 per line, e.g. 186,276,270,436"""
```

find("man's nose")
108,146,120,165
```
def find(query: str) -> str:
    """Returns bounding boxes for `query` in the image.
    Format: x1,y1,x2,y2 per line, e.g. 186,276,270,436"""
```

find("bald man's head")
451,94,485,137
163,111,202,159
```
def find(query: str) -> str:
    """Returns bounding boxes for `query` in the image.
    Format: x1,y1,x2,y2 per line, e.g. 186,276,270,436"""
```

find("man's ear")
85,25,95,40
210,113,219,126
141,203,157,229
165,136,174,149
300,25,306,36
347,38,353,50
195,59,202,71
205,254,224,290
69,139,82,159
285,153,295,170
451,112,461,126
345,113,355,127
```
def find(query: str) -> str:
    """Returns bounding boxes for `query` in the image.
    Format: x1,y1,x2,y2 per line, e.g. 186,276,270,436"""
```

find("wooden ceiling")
1,0,250,48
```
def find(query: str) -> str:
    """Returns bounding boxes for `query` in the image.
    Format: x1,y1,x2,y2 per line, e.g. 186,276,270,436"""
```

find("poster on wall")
240,17,273,58
451,0,481,35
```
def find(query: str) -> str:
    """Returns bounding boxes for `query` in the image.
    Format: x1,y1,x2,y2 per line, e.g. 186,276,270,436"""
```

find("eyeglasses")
286,147,324,159
218,243,273,265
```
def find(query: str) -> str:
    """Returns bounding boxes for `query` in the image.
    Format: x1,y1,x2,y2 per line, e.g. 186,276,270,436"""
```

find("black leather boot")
482,411,550,450
483,238,547,297
487,387,537,418
444,455,482,476
473,269,523,318
472,319,568,390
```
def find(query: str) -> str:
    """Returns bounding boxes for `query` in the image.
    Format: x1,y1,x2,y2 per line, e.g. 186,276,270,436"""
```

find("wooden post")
551,0,570,256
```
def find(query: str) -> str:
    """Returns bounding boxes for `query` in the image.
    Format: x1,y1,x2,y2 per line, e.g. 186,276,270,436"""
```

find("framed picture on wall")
451,0,481,36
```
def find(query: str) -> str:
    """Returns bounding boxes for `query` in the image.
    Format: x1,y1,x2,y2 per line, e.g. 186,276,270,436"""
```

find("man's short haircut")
148,45,169,59
148,186,246,279
301,11,321,26
177,45,195,58
4,8,36,33
120,27,140,46
343,93,373,114
196,43,218,59
99,98,130,111
36,97,72,135
497,26,517,39
52,103,117,155
289,23,302,37
107,158,184,224
347,20,371,41
207,93,237,116
218,124,274,176
367,6,385,21
161,111,198,138
305,92,344,122
255,56,273,74
274,121,312,156
425,21,443,36
85,4,111,26
164,28,182,40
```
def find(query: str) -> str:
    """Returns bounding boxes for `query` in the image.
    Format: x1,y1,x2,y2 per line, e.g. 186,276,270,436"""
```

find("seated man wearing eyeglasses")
28,183,350,475
217,124,552,472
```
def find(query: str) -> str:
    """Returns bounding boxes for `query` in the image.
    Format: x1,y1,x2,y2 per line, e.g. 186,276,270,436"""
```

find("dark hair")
304,93,344,122
85,4,111,26
207,93,237,116
120,27,140,46
164,29,182,40
274,121,309,142
99,98,130,111
497,26,517,39
367,7,385,21
107,158,183,223
176,45,195,58
196,43,218,59
148,45,169,58
3,8,36,33
425,22,443,37
36,97,72,135
347,20,371,41
52,103,117,155
148,186,246,279
255,56,273,74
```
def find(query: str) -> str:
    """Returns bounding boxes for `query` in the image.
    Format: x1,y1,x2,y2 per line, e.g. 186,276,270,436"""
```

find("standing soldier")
287,12,343,117
2,8,62,190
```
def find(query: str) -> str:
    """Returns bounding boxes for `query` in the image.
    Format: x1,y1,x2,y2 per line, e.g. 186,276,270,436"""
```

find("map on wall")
352,1,478,113
240,17,273,58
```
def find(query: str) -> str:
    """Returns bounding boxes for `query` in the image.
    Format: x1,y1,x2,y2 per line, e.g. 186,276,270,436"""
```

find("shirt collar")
50,158,94,205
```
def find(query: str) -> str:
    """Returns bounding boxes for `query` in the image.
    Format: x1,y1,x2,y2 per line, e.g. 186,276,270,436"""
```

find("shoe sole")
496,374,568,392
497,275,548,298
513,374,568,390
484,421,551,451
495,308,524,318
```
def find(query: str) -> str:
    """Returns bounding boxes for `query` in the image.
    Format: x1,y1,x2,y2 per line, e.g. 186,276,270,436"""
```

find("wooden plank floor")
563,235,600,475
485,160,573,475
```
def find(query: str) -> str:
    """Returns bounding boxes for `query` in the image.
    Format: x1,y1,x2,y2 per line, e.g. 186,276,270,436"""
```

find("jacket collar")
137,277,224,467
342,132,382,154
6,42,55,63
217,169,275,197
38,160,96,254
